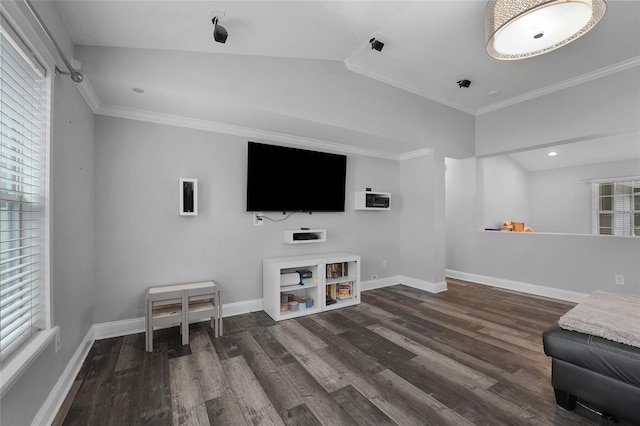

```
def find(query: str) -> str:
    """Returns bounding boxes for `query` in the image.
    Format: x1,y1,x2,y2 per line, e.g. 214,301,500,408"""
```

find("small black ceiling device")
457,79,471,88
212,17,228,44
369,37,384,52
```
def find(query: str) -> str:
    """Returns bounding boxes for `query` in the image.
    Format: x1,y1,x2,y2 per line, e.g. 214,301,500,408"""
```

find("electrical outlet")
55,330,61,353
253,212,263,227
371,274,378,280
615,274,625,285
382,259,388,268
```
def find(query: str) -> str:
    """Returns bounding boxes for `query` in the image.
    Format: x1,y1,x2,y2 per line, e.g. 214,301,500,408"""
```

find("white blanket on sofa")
558,290,640,348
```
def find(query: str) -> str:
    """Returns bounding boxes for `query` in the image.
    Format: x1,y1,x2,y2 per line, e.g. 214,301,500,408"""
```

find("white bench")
145,281,222,352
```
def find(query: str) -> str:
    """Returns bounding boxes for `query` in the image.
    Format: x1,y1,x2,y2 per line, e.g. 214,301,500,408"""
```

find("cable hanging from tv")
257,211,311,222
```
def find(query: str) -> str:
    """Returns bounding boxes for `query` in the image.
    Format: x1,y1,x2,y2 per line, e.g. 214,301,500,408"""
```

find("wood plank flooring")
53,279,629,425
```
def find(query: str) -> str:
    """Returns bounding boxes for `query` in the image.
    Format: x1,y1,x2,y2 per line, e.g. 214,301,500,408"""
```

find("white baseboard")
400,275,448,293
360,276,401,291
222,298,263,318
93,317,145,340
93,298,264,340
32,327,95,426
361,275,447,293
446,269,588,303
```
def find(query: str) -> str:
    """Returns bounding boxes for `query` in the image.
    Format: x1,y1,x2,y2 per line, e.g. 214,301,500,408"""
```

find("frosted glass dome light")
486,0,606,60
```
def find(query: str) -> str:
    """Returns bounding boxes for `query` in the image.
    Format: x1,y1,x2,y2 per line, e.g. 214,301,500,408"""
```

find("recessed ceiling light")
132,88,144,93
488,90,501,97
548,151,558,157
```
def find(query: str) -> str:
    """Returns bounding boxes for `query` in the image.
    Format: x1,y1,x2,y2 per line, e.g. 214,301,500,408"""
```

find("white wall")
528,158,640,234
93,115,403,323
482,156,529,229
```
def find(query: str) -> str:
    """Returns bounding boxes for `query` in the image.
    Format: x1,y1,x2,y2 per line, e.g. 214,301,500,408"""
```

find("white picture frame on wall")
179,178,198,216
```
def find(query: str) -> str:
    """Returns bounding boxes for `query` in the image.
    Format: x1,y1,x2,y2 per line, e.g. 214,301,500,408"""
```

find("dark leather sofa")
542,323,640,423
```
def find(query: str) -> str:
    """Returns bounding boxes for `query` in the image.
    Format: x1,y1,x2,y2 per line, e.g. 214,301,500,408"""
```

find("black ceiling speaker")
369,37,384,52
212,17,228,44
457,79,471,88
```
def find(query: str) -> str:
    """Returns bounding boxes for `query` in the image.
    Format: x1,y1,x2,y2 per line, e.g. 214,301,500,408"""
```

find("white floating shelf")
354,191,391,210
283,229,327,244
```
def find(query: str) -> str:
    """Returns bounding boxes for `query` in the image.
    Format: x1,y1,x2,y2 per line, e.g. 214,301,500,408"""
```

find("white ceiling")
507,130,640,172
54,0,640,156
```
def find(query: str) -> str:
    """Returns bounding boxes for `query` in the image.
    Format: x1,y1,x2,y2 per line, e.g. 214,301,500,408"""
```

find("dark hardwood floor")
53,279,629,425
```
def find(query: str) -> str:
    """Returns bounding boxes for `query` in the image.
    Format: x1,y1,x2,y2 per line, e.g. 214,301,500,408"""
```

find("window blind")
0,27,46,362
595,181,640,237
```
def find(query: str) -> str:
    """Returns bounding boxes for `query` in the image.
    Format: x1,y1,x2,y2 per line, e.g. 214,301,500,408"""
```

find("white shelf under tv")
283,229,326,244
263,252,360,321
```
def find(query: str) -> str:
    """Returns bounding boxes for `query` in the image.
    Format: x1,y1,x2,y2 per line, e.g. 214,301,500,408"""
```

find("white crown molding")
90,101,402,161
76,77,100,113
446,269,589,303
344,59,477,115
346,56,640,117
399,147,433,161
477,57,640,115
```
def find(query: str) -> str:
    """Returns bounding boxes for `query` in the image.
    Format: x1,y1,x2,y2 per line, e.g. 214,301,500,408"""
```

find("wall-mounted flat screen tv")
246,142,347,212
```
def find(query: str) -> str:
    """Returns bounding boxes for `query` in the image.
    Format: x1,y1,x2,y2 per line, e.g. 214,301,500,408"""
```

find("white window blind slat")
594,180,640,237
1,25,47,362
0,260,37,276
0,268,40,288
0,276,39,300
0,285,34,310
0,246,38,259
1,293,39,323
0,308,33,340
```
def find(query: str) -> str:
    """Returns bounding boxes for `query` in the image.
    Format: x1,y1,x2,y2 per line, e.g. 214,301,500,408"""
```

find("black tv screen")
246,142,347,212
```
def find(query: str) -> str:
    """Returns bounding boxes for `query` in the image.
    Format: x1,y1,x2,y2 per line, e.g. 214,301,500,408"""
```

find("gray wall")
446,155,640,296
400,150,447,284
476,67,640,156
0,73,95,425
444,67,640,297
529,158,640,234
480,156,640,234
482,156,530,229
93,115,403,323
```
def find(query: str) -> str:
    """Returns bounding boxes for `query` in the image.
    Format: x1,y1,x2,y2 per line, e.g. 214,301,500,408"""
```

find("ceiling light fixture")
369,37,384,52
485,0,606,60
548,151,558,156
212,17,228,44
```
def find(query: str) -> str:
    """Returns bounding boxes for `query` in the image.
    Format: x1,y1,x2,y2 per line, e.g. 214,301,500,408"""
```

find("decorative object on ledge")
179,178,198,216
485,0,606,60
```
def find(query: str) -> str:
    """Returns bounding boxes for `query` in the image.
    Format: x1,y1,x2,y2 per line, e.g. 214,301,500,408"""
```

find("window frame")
592,177,640,237
0,5,55,397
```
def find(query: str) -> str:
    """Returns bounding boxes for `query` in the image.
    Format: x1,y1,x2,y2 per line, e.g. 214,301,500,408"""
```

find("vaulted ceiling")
54,1,640,157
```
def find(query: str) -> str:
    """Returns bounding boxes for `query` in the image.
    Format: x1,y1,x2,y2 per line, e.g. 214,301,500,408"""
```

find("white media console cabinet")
263,252,360,321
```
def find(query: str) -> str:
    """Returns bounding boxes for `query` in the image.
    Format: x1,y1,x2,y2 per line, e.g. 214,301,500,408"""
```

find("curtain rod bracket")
24,0,84,83
55,66,84,83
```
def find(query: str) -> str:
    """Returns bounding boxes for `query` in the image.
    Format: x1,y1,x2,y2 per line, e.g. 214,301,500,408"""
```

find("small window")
593,180,640,236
